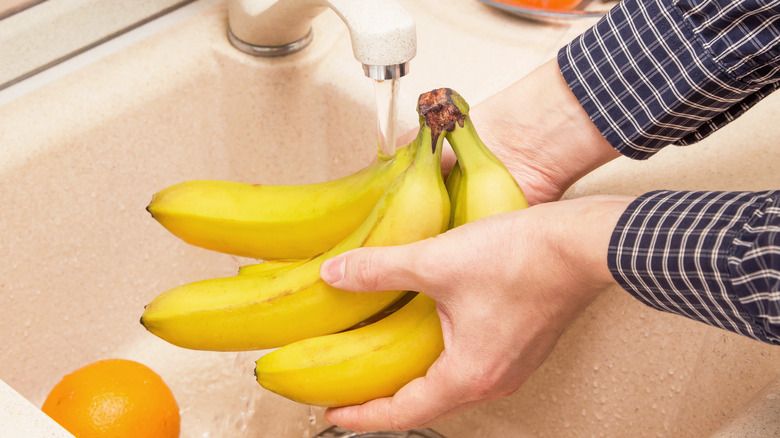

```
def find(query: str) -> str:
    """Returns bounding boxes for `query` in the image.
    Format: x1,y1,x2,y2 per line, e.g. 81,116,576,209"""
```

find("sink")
0,1,778,437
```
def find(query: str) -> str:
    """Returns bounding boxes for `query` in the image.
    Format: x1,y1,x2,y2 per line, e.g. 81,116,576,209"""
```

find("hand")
319,195,632,431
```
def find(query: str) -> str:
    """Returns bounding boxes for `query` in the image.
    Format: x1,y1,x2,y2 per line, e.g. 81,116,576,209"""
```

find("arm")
557,0,780,343
461,0,780,204
467,0,780,343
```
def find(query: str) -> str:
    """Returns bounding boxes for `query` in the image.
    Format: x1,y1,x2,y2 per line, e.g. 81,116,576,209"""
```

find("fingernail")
321,256,345,284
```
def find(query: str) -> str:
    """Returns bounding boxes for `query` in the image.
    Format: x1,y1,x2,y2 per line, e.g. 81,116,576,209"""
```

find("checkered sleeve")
558,0,780,159
609,190,780,344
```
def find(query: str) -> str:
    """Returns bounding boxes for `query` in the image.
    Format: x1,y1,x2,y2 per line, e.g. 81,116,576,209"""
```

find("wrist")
553,196,632,294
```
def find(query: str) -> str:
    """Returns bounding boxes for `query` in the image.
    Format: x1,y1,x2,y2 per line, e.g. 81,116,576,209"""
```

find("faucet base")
227,27,313,57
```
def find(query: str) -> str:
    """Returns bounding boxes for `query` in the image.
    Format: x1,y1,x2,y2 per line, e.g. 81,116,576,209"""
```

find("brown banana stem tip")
417,88,467,151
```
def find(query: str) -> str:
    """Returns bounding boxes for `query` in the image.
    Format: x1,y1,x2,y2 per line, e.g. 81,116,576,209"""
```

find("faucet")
227,0,417,80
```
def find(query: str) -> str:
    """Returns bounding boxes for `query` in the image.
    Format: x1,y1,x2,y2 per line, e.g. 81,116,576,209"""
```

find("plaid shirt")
558,0,780,344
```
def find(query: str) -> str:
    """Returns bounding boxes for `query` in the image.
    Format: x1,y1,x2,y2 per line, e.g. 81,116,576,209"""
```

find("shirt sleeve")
557,0,780,159
608,190,780,345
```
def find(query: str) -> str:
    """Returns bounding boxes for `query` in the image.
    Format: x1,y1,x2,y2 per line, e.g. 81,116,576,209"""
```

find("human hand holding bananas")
142,88,527,406
319,195,630,431
315,61,637,430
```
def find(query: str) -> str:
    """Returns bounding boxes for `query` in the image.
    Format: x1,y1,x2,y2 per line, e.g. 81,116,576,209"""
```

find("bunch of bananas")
140,88,528,407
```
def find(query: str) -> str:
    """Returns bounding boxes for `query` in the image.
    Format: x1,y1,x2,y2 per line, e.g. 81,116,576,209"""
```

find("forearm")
548,195,632,293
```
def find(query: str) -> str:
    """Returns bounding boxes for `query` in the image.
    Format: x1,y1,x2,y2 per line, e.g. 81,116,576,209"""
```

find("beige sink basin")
1,1,778,437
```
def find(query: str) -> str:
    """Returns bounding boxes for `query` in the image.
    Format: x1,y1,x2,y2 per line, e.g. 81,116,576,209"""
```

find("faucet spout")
227,0,417,80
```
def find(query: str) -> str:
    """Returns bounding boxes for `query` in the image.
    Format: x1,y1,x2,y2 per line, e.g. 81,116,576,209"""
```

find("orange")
42,359,180,438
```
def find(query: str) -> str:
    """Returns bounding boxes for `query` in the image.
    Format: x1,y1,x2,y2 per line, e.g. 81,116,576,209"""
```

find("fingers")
321,242,436,295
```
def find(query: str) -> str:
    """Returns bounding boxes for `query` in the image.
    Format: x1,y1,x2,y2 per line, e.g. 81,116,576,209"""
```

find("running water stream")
374,78,401,157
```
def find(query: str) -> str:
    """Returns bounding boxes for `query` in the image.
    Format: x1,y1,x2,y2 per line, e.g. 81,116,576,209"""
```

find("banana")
140,110,450,351
237,259,306,277
253,88,529,408
147,142,415,260
255,293,442,407
444,91,528,226
444,160,462,227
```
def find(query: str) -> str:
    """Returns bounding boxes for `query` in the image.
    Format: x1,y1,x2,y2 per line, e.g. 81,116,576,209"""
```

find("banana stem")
417,88,466,151
445,117,504,173
416,88,502,173
410,124,445,175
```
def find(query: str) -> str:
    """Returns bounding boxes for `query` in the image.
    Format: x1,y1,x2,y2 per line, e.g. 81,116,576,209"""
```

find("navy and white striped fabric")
609,191,780,344
558,0,780,159
557,0,780,344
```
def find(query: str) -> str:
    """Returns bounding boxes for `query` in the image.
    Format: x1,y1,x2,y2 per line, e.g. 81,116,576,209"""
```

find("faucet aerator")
363,63,410,81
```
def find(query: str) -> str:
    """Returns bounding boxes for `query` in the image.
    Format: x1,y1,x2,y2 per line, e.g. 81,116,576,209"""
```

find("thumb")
320,244,427,293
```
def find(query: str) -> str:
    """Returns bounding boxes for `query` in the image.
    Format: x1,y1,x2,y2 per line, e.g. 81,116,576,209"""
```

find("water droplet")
307,406,316,425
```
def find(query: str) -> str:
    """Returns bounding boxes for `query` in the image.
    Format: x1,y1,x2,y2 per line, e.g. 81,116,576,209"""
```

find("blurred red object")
491,0,583,10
